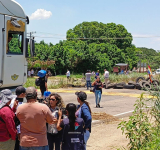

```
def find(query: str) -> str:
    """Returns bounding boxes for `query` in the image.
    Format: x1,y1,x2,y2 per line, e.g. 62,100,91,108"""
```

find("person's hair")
15,86,26,96
26,87,37,100
47,93,65,108
76,91,91,114
84,101,91,114
26,93,37,100
66,103,76,131
96,76,101,82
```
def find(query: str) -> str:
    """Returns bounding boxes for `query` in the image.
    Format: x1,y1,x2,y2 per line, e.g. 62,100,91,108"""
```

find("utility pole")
28,31,36,56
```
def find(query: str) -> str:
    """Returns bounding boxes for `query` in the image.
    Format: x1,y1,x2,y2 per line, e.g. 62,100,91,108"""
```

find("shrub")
118,90,160,150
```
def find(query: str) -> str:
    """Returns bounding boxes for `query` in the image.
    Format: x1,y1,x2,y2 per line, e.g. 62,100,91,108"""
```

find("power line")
28,31,66,37
29,31,160,38
28,36,160,40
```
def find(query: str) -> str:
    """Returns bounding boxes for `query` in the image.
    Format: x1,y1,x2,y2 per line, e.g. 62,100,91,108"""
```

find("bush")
118,90,160,150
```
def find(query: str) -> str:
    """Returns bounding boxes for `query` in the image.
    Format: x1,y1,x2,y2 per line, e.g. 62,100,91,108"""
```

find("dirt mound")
92,112,119,123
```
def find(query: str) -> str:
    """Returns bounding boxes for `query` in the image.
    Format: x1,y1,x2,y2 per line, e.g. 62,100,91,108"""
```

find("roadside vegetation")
118,90,160,150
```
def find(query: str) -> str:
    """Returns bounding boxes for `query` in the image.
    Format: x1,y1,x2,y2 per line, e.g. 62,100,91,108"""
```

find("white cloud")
30,9,52,20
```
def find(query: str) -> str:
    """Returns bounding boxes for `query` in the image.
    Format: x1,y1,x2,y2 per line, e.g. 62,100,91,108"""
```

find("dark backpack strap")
0,105,8,123
0,117,5,123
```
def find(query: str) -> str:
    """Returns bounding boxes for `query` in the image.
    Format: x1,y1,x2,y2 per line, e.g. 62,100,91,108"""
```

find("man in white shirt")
66,69,70,79
85,70,93,90
104,69,109,89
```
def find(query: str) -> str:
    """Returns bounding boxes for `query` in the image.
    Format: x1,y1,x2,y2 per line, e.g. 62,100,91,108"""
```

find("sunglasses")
49,98,56,101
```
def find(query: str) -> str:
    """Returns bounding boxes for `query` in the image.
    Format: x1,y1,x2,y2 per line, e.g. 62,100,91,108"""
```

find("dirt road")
87,118,129,150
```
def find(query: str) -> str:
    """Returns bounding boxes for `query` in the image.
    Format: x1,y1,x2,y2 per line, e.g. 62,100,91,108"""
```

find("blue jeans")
86,81,91,89
20,145,49,150
84,130,90,150
95,90,101,105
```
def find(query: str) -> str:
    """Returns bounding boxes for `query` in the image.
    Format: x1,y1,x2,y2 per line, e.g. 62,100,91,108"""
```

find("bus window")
7,32,23,54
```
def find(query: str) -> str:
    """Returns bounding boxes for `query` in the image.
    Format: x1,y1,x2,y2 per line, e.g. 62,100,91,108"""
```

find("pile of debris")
92,112,119,123
105,77,159,91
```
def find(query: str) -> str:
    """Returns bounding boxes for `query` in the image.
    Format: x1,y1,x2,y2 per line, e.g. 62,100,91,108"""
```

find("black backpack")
61,118,85,150
35,77,42,86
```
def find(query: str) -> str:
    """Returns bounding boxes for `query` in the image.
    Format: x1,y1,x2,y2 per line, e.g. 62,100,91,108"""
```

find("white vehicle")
156,69,160,75
0,0,33,89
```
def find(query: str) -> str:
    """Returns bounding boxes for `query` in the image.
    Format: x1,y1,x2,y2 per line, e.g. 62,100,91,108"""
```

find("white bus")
0,0,33,89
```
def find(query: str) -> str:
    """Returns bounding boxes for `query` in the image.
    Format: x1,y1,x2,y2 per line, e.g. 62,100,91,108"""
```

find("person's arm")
92,81,96,86
1,107,17,140
57,109,63,131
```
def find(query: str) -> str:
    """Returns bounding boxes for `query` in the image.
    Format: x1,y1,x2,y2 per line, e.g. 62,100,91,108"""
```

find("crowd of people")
0,86,92,150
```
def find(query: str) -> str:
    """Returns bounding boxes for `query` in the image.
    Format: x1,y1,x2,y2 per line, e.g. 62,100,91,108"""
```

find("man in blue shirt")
95,70,99,79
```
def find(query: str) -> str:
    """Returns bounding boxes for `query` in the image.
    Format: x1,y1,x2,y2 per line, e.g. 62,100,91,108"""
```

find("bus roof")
0,0,26,19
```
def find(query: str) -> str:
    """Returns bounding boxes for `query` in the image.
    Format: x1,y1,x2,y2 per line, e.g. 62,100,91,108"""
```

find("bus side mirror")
25,38,29,58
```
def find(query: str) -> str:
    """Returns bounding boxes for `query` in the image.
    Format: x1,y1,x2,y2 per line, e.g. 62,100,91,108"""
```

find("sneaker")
98,104,100,108
96,105,98,108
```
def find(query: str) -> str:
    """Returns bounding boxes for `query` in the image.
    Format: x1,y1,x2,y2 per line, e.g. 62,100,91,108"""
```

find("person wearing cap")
9,86,26,150
16,87,56,150
75,91,92,149
0,89,18,150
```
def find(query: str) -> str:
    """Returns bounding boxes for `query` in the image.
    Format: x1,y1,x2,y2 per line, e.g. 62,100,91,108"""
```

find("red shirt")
0,106,17,141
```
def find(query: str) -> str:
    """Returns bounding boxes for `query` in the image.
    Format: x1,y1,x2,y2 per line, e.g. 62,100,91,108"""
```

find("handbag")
90,86,95,93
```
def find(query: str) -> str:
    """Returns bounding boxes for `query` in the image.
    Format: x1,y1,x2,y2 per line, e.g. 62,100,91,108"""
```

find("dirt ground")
87,117,129,150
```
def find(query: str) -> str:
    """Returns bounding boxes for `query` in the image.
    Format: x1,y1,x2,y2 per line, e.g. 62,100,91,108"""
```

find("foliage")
27,58,55,70
118,90,160,150
32,22,139,74
138,47,160,69
9,34,22,54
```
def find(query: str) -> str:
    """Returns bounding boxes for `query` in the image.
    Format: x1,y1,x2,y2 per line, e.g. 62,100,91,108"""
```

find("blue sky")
16,0,160,50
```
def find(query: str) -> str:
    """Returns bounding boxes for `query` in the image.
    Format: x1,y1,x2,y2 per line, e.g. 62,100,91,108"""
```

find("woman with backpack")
0,89,18,150
92,76,103,108
46,93,65,150
57,103,85,150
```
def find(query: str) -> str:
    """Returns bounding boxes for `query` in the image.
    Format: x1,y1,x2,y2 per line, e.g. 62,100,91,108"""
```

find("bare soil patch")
87,117,129,150
92,112,119,123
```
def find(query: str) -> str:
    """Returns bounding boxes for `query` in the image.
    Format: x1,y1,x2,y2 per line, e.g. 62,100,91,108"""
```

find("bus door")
2,15,26,87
